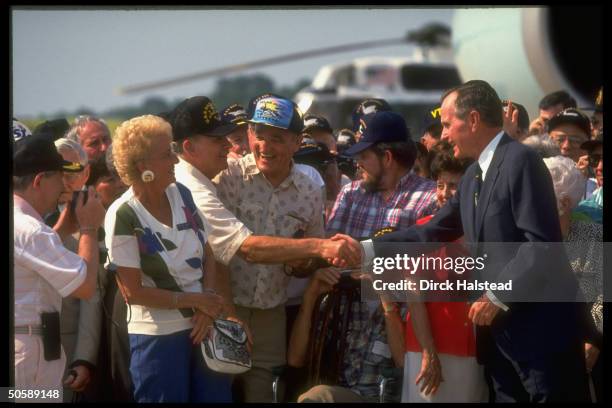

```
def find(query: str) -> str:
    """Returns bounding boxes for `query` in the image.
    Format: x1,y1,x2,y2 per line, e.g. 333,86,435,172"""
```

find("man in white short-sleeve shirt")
169,96,361,270
13,135,105,389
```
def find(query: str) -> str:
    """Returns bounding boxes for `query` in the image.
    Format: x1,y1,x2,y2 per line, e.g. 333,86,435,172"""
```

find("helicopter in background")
117,22,460,136
293,46,461,135
117,7,602,135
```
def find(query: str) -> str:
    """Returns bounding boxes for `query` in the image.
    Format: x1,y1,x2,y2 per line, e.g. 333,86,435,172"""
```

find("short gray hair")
65,115,110,143
54,137,88,166
543,155,586,211
13,171,58,192
522,134,561,158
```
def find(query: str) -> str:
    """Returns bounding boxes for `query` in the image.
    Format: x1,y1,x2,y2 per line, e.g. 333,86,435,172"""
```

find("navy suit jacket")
373,133,581,362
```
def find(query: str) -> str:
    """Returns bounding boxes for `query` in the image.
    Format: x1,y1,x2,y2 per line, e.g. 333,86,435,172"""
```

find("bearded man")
326,111,437,239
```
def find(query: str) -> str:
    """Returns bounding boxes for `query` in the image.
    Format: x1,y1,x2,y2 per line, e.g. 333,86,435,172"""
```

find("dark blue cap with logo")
221,104,248,126
303,114,333,133
422,106,442,131
351,98,392,132
344,111,412,156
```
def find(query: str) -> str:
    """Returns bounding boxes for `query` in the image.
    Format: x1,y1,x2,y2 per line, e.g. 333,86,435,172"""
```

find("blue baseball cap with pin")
247,93,304,134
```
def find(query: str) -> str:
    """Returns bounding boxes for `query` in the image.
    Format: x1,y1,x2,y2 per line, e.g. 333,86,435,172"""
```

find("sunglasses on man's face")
588,154,603,168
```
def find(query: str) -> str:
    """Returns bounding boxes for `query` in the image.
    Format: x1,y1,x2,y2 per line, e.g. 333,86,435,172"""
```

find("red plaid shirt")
326,172,437,239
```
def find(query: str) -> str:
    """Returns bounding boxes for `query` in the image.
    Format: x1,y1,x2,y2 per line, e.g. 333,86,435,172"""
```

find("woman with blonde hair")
104,115,228,402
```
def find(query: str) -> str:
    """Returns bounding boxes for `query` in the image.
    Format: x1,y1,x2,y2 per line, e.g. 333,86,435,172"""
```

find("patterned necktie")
474,164,483,207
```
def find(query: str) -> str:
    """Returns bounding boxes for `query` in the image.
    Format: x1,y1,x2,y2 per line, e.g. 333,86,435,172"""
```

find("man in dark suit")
357,80,589,402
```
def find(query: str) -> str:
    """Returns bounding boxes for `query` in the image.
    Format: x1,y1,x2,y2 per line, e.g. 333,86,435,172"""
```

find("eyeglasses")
588,153,603,168
551,134,587,145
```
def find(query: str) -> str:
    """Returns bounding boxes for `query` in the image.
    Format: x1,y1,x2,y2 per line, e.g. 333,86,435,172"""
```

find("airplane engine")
452,7,602,117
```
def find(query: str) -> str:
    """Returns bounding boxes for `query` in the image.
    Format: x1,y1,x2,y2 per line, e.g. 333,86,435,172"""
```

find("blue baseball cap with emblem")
344,111,412,156
246,93,304,134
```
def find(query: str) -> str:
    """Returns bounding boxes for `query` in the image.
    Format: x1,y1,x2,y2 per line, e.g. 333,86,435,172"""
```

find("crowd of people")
12,81,604,403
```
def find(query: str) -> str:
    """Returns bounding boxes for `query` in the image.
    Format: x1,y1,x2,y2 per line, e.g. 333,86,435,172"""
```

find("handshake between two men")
321,234,364,269
280,234,364,278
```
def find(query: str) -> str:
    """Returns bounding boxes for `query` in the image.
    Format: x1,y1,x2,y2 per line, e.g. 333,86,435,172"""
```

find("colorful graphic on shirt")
185,257,203,269
135,227,164,255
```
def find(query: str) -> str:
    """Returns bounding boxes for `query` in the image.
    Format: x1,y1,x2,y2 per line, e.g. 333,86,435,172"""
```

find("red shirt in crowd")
403,214,477,357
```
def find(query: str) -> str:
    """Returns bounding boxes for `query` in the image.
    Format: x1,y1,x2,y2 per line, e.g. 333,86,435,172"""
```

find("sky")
11,7,454,118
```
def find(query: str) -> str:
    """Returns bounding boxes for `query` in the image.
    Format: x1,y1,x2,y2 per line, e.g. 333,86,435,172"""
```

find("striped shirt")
326,172,437,239
13,194,87,327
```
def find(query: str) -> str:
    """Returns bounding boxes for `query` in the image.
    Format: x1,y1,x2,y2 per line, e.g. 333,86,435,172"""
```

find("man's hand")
53,204,79,240
503,100,520,139
325,234,363,267
468,295,502,326
528,117,546,136
74,186,106,230
305,267,341,298
63,365,91,392
415,348,443,396
226,316,254,353
585,342,600,373
577,154,590,178
190,309,214,345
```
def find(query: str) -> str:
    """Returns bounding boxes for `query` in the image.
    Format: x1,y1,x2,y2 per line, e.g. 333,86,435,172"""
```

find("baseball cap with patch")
546,108,591,136
303,114,333,133
14,135,84,177
336,128,356,152
352,98,392,132
422,106,442,132
221,104,248,126
344,111,412,156
32,118,71,143
294,137,336,169
247,93,304,134
169,96,237,141
12,119,32,142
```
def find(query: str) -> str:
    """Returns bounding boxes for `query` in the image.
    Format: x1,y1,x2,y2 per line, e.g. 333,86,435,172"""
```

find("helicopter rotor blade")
116,37,407,95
